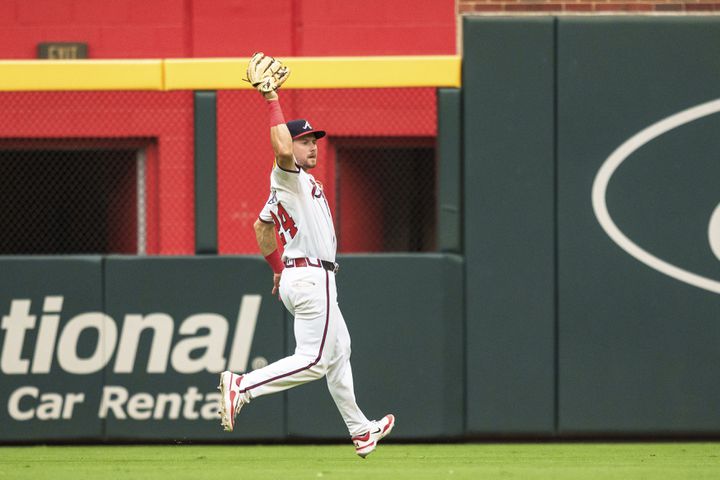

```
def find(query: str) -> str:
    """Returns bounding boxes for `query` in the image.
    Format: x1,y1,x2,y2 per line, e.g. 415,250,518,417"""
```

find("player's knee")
307,363,327,380
312,357,331,377
338,340,351,359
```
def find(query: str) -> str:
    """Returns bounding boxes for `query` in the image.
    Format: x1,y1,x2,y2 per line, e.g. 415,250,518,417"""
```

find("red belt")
284,257,339,274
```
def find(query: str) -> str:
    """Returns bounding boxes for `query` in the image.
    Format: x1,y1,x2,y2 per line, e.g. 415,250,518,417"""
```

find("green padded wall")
463,17,556,435
103,256,287,440
0,258,105,441
557,17,720,434
438,88,463,253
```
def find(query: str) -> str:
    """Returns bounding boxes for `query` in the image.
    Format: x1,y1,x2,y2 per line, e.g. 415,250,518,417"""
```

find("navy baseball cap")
287,119,326,140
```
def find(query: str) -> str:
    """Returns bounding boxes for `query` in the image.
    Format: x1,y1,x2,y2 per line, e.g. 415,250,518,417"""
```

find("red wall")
1,0,454,254
0,0,456,58
0,91,195,253
216,88,436,254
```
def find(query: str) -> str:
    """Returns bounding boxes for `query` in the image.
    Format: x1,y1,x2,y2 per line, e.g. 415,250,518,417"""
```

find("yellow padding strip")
164,58,246,90
165,56,461,90
0,56,461,91
0,60,164,91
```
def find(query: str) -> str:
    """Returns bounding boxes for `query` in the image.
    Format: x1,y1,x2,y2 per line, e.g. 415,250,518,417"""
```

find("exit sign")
38,43,88,59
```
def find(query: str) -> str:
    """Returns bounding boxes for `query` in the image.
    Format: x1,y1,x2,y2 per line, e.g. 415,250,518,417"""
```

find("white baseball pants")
237,265,372,437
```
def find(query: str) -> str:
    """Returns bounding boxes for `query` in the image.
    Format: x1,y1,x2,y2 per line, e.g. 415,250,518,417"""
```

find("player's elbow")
275,150,294,166
272,137,293,161
254,219,276,240
253,219,269,233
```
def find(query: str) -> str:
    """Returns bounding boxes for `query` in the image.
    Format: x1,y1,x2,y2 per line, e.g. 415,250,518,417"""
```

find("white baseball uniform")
238,161,372,437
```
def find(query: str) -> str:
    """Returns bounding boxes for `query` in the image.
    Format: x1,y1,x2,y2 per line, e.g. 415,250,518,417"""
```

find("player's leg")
324,289,395,458
324,307,372,437
233,267,335,400
219,268,336,431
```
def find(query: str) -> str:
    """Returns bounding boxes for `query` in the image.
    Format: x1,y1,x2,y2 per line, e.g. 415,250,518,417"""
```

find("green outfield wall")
2,17,720,443
463,16,720,436
555,17,720,435
0,258,105,442
0,255,463,442
463,17,557,436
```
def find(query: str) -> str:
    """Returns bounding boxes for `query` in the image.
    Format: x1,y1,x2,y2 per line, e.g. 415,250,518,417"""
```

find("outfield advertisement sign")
3,295,259,421
0,257,287,441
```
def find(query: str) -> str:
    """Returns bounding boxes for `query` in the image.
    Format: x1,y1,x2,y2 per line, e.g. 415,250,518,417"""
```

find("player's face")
293,136,319,170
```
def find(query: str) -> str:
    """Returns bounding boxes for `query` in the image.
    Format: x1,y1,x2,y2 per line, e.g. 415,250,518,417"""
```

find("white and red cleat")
217,371,245,432
352,414,395,458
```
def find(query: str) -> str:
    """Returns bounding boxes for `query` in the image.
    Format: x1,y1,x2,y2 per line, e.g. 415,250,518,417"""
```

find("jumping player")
218,53,395,458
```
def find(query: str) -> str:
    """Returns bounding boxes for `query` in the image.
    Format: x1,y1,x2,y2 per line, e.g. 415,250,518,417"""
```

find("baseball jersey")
259,163,337,262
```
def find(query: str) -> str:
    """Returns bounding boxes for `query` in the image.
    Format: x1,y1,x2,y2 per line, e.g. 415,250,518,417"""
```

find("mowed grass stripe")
0,443,718,480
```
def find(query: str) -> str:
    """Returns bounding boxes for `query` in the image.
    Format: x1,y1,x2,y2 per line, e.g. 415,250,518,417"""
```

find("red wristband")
266,99,285,127
264,249,284,274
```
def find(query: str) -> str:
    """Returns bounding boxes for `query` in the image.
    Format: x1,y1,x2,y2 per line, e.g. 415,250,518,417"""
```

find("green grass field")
1,443,719,480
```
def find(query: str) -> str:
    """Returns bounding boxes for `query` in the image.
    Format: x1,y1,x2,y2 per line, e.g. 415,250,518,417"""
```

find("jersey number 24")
270,202,298,246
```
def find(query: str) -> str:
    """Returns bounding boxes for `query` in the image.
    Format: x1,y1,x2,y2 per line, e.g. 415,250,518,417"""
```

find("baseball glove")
245,52,290,93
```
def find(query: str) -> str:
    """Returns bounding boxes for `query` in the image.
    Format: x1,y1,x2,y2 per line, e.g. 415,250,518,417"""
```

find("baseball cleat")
217,371,245,432
352,414,395,458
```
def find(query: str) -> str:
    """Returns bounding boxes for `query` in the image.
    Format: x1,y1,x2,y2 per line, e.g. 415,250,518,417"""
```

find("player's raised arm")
266,97,295,171
245,52,294,170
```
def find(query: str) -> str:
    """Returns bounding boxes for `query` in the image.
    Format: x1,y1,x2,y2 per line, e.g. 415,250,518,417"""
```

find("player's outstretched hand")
245,52,290,95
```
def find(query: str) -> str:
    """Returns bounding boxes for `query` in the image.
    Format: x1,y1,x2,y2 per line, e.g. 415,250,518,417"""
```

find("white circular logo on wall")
592,97,720,295
710,202,720,262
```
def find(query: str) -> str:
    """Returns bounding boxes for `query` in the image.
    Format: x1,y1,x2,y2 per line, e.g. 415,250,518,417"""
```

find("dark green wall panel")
0,258,104,441
438,88,463,253
462,17,556,434
103,256,287,440
0,255,462,442
194,91,218,254
557,17,720,434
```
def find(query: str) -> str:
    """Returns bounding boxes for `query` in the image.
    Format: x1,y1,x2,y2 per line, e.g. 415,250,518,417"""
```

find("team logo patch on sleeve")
267,190,278,205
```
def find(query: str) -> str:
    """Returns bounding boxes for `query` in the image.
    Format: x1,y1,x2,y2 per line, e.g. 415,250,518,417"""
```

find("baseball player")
218,53,394,458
